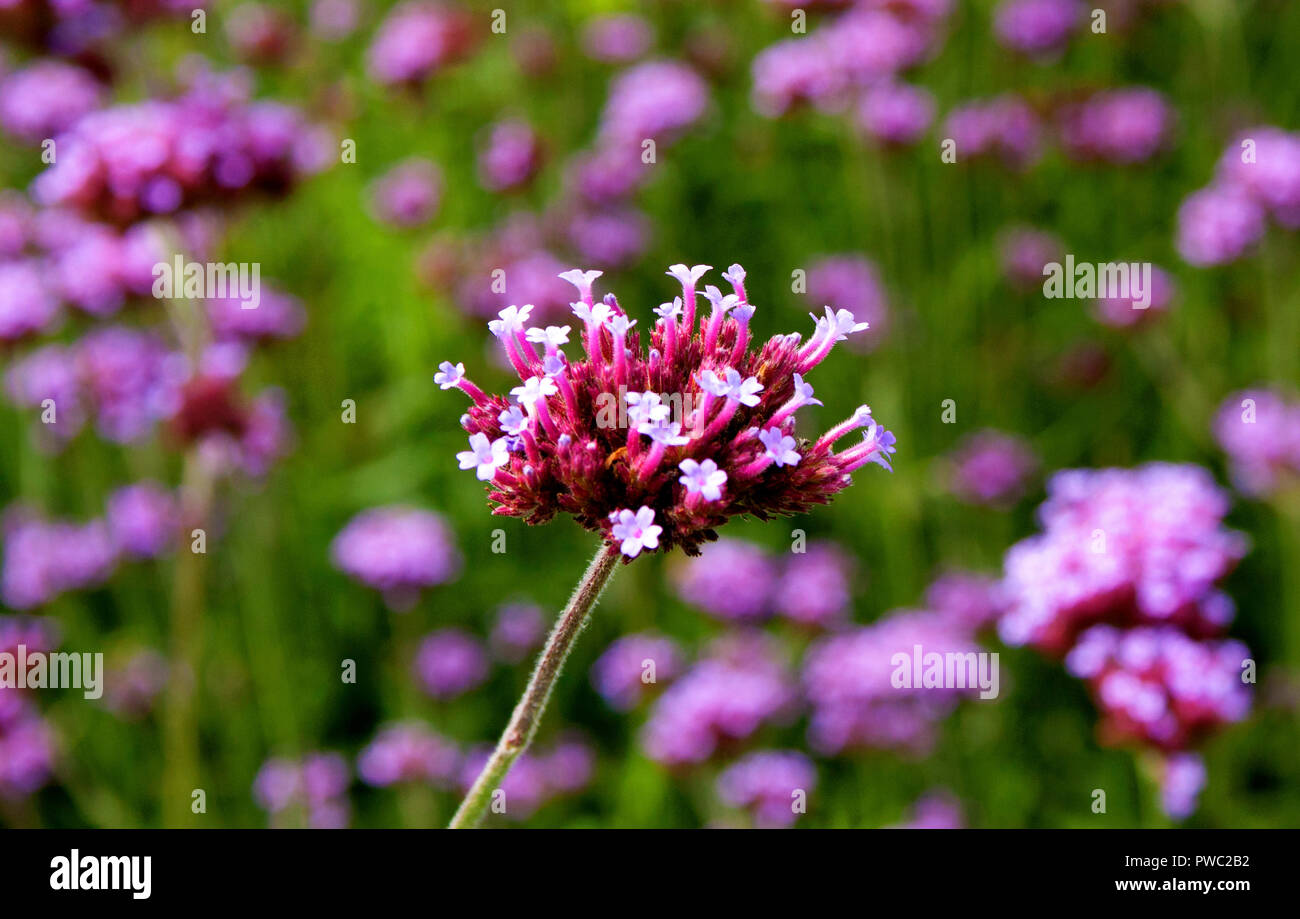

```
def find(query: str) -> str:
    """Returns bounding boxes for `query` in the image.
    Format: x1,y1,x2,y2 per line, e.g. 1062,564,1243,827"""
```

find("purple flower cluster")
993,0,1084,58
802,609,985,756
590,632,684,711
581,14,654,64
253,752,351,828
414,628,488,700
999,463,1254,818
716,750,817,827
1065,625,1251,751
751,3,949,117
942,95,1044,169
943,429,1039,507
357,722,461,788
330,506,462,611
1212,388,1300,497
857,81,936,147
641,637,797,766
0,60,104,143
1093,265,1175,328
368,158,442,229
365,1,479,87
888,790,965,828
445,264,895,558
0,617,59,799
31,76,330,225
477,120,544,193
999,464,1248,655
489,601,546,664
999,225,1065,291
671,538,856,627
1177,126,1300,265
1057,88,1174,164
2,483,177,609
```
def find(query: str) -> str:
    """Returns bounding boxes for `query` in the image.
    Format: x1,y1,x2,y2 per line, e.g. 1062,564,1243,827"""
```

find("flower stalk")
448,543,621,828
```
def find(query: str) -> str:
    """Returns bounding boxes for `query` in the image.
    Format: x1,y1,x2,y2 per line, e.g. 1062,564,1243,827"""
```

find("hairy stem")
449,543,621,828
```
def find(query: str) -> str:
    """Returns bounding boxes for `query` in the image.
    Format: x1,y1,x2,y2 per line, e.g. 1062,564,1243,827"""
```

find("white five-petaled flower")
696,368,734,398
715,367,763,406
434,361,464,390
510,375,558,406
609,314,637,336
810,305,869,342
678,458,728,501
732,302,756,322
488,304,534,338
571,300,612,327
542,352,566,376
666,264,712,288
758,427,801,467
558,269,603,299
525,325,571,349
498,404,528,436
654,298,683,321
457,432,510,481
721,264,746,287
701,285,739,313
640,419,691,445
609,506,662,558
791,372,822,407
627,391,670,427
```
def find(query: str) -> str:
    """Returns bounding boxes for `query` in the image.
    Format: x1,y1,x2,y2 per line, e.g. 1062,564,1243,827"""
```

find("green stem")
449,543,621,828
161,450,215,827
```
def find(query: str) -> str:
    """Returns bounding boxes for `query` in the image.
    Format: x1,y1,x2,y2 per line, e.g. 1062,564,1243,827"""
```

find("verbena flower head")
414,627,489,700
105,481,178,560
889,791,965,829
1093,265,1175,328
365,1,479,87
1212,387,1300,496
444,263,894,558
857,81,935,147
1157,752,1208,820
671,538,778,621
456,740,593,820
581,14,654,64
993,0,1083,58
329,505,462,610
716,750,817,828
368,158,443,228
253,752,351,828
1065,625,1252,751
0,60,104,143
943,428,1039,507
998,463,1248,655
590,632,684,710
357,722,461,788
772,541,855,627
488,600,546,663
1057,87,1173,165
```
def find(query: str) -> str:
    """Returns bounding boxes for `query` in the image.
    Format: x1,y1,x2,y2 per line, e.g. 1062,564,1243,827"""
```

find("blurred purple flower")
330,506,462,610
717,750,817,827
590,632,684,710
415,628,489,699
368,158,442,229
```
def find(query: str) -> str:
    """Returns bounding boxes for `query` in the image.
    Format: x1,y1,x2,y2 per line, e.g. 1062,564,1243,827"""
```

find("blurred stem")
449,543,620,829
162,449,216,827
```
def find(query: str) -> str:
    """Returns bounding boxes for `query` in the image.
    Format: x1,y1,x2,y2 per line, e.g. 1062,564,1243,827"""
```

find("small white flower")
488,304,534,338
791,373,822,407
609,314,637,337
640,419,691,446
457,432,510,481
678,458,727,501
498,405,528,436
758,427,800,467
732,302,756,323
696,368,734,398
721,264,746,287
525,325,571,349
571,300,612,327
558,269,603,298
510,375,558,406
666,264,712,288
818,306,869,341
542,352,566,377
434,361,464,390
627,391,670,427
654,298,683,321
609,506,662,558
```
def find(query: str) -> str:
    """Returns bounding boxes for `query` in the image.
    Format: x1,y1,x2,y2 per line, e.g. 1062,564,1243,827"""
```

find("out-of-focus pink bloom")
1157,752,1207,820
1175,184,1266,266
1066,625,1251,751
357,722,460,788
1057,88,1173,164
415,628,489,700
0,60,103,143
993,0,1084,58
0,259,60,341
671,539,777,623
1093,264,1175,327
564,207,649,269
102,650,169,719
943,95,1044,169
478,120,543,193
857,82,935,146
310,0,359,41
717,750,817,827
330,506,461,610
582,14,654,63
1215,126,1300,229
365,1,478,87
206,287,306,342
1,510,118,609
889,790,965,828
489,601,546,664
999,225,1065,291
925,571,1006,631
457,739,592,820
590,633,684,711
225,3,297,65
599,60,709,146
1212,388,1300,497
944,429,1038,507
773,542,855,627
999,464,1248,655
368,158,442,228
106,482,177,559
253,752,351,827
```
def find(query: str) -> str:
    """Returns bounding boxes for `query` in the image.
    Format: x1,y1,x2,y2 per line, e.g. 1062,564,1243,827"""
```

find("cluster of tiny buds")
439,263,895,557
